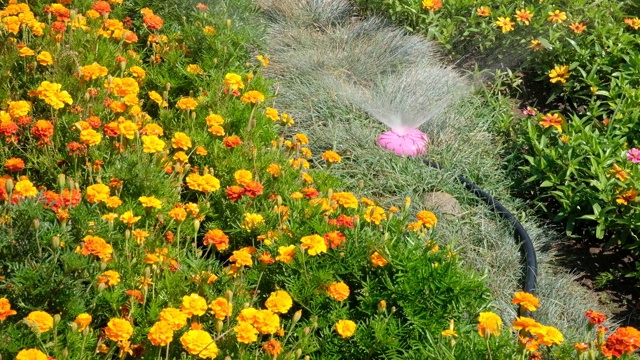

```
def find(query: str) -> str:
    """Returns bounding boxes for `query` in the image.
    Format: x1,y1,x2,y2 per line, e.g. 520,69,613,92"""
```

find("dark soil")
547,238,640,328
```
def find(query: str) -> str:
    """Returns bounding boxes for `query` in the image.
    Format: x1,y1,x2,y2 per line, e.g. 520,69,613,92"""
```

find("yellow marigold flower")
159,308,188,330
335,320,356,338
141,135,165,153
195,145,208,155
265,290,293,314
301,234,327,256
229,248,253,267
187,64,204,74
203,25,216,35
185,173,221,193
476,6,490,17
515,9,533,25
241,212,265,231
0,298,18,321
529,325,564,346
86,9,100,18
330,192,357,209
148,320,174,346
370,251,388,267
105,196,122,208
265,107,279,121
364,206,387,225
7,100,31,118
36,51,53,65
142,123,164,136
322,150,342,164
625,17,640,30
172,132,192,150
80,129,102,146
421,0,442,11
512,291,540,311
240,90,265,104
118,120,139,139
223,73,244,90
139,195,162,209
549,65,570,84
35,81,73,109
15,349,48,360
181,293,208,317
276,245,296,264
547,10,567,24
266,163,281,177
132,229,149,244
176,97,198,111
180,330,219,358
477,312,502,337
104,318,133,341
80,62,108,81
168,206,187,221
108,77,139,97
148,91,167,107
119,210,141,226
128,66,146,79
495,17,515,33
13,179,38,198
174,151,189,163
205,114,224,126
98,270,121,286
19,46,35,57
327,282,350,301
234,169,253,186
253,309,280,335
234,321,259,343
416,210,437,228
209,297,232,320
24,311,54,333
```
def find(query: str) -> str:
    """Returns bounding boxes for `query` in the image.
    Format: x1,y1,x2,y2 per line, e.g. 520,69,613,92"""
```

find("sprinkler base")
377,129,429,157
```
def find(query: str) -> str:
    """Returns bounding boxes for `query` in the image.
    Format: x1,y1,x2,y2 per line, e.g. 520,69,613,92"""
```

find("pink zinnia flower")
627,148,640,163
522,107,537,116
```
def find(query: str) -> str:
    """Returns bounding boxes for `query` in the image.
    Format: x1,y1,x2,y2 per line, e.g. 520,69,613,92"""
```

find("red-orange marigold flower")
4,158,25,172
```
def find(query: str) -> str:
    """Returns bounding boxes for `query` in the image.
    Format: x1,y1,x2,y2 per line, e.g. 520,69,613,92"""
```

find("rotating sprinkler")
338,64,538,298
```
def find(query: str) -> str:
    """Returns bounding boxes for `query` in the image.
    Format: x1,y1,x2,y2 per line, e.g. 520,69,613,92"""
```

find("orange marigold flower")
335,319,356,338
92,1,111,15
31,120,54,140
324,231,346,249
601,327,640,358
327,282,350,301
176,97,198,111
240,90,265,104
512,316,541,331
98,270,121,286
331,192,358,208
172,132,192,150
209,297,232,320
0,298,17,321
370,251,388,267
105,318,133,341
223,135,242,148
512,291,540,311
569,22,587,34
515,9,533,25
80,235,113,261
4,158,25,172
262,339,283,356
276,245,296,264
143,12,163,31
585,310,606,325
203,229,229,250
25,311,54,333
322,150,341,163
625,17,640,30
265,290,293,314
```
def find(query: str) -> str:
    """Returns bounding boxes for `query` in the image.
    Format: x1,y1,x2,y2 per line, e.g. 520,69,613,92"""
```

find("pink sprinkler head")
377,129,429,157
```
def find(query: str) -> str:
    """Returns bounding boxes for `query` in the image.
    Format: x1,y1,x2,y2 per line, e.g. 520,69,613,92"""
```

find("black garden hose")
423,159,538,295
